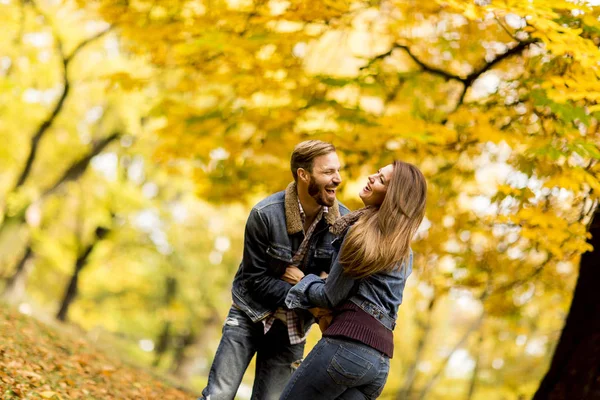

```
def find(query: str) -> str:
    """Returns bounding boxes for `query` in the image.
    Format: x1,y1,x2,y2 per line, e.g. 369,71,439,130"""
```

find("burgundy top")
323,301,394,358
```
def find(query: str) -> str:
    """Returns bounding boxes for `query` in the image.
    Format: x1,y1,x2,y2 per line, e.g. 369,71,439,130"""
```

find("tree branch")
394,44,461,82
494,14,520,42
465,40,532,87
41,131,122,198
13,1,112,190
363,39,535,116
65,26,113,65
492,231,580,295
493,259,548,294
0,131,122,237
359,48,396,71
455,40,534,111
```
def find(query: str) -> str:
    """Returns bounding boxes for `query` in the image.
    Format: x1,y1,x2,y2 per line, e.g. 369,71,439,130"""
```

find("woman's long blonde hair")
339,161,427,279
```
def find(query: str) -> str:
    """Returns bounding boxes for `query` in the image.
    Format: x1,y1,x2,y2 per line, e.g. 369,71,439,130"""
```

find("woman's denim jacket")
285,227,412,331
231,186,349,325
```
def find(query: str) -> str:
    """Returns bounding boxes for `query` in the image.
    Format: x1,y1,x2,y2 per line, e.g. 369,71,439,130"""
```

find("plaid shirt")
263,200,329,344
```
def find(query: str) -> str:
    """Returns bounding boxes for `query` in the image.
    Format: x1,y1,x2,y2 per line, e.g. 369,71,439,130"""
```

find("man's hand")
309,307,333,333
319,271,329,279
282,266,305,285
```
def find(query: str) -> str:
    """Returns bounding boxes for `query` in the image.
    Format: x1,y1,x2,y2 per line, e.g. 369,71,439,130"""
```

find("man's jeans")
200,306,305,400
280,337,390,400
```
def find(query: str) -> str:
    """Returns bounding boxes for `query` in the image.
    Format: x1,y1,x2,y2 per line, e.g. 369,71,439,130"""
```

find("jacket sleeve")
243,208,292,308
285,249,356,309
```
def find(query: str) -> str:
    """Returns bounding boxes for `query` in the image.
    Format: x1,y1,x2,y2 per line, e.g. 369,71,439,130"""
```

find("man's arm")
285,250,357,309
242,208,292,308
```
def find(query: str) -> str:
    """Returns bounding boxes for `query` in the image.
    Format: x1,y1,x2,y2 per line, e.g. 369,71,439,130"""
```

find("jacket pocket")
266,244,292,277
326,344,373,386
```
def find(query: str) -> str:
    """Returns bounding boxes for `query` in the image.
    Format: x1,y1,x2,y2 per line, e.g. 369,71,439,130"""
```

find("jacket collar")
284,182,341,235
329,207,373,236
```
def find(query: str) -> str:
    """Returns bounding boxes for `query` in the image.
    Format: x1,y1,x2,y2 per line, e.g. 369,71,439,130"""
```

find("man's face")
305,152,342,207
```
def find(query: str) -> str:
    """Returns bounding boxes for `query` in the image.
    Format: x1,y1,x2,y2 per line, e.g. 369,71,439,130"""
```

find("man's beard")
308,178,336,207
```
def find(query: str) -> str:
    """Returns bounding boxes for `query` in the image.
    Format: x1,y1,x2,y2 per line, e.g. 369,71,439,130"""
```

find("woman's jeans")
280,337,390,400
200,306,305,400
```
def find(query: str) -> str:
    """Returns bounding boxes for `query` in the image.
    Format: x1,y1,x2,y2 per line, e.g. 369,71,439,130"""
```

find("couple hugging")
200,140,427,400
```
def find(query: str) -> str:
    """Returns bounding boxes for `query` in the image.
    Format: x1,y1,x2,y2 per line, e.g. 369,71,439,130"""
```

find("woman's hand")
282,266,305,285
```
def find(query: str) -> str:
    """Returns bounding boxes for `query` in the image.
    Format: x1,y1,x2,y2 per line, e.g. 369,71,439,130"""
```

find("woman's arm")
285,251,356,309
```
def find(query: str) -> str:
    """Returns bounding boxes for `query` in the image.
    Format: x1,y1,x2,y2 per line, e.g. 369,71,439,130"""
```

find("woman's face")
359,164,394,207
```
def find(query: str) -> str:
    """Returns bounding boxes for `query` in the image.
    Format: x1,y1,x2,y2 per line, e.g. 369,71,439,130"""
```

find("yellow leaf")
101,365,116,376
40,392,62,400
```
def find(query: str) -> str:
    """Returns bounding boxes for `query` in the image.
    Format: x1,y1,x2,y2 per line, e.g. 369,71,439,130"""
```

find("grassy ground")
0,304,196,400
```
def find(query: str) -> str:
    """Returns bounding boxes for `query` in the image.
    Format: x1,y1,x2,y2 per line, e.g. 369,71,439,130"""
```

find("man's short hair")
290,140,336,182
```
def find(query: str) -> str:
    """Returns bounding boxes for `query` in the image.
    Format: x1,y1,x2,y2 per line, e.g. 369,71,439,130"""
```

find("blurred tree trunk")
466,332,483,400
153,276,177,367
2,245,33,301
169,327,197,375
171,307,221,380
533,210,600,400
153,321,173,367
398,294,437,400
417,312,485,400
56,226,109,322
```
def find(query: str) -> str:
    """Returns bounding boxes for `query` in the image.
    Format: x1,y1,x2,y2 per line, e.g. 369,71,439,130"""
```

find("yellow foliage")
2,0,599,397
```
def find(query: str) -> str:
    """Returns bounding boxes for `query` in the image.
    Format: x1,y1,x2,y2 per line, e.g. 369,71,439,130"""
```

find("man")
200,140,349,400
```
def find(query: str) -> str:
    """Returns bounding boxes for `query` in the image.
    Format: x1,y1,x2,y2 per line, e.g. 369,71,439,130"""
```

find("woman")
280,160,427,399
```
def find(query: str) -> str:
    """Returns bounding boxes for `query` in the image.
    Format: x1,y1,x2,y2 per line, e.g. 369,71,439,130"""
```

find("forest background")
1,0,600,399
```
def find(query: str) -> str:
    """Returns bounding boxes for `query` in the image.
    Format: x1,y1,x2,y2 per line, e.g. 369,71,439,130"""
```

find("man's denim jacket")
285,226,413,331
231,182,349,326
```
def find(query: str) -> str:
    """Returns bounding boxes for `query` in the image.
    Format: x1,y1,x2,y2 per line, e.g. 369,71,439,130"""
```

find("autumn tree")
76,0,600,396
2,0,599,396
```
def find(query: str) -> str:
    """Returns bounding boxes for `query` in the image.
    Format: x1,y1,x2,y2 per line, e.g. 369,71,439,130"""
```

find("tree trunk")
172,308,221,380
398,295,437,400
153,321,173,367
152,276,177,367
533,211,600,400
466,332,483,400
56,227,109,321
56,245,89,321
169,327,197,375
2,245,33,301
417,312,484,400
